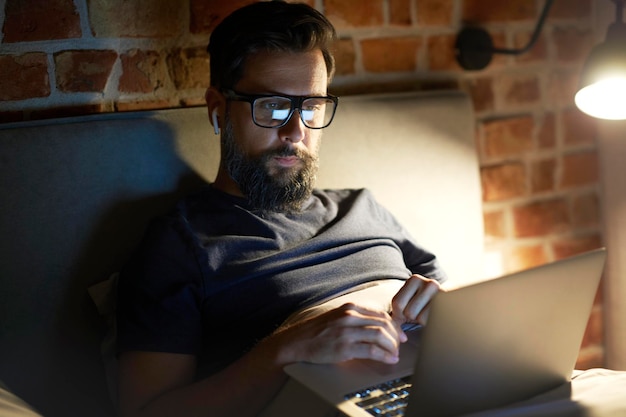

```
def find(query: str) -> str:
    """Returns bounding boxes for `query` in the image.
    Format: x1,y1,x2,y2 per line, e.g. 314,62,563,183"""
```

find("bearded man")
115,2,444,417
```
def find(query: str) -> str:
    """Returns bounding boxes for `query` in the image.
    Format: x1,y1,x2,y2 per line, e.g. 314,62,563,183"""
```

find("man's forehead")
236,49,329,95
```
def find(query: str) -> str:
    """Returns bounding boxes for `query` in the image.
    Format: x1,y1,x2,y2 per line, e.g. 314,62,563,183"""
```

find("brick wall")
0,0,604,368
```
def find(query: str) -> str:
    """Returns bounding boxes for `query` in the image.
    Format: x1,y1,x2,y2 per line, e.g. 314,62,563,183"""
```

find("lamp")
455,0,554,71
575,0,626,120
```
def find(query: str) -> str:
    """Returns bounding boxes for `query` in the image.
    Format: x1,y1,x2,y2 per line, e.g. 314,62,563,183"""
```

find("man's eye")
259,99,289,110
264,102,280,109
304,98,328,111
303,104,321,111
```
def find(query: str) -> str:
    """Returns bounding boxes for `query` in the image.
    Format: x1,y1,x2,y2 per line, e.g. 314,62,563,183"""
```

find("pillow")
0,381,43,417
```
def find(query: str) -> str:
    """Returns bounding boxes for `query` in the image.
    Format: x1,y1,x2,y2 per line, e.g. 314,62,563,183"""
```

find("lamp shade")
575,24,626,120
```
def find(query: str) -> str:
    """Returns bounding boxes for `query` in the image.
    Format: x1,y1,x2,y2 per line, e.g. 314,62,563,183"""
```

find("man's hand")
391,274,441,326
269,303,407,366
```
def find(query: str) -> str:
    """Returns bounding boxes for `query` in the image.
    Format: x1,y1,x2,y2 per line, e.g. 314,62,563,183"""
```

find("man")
116,2,444,416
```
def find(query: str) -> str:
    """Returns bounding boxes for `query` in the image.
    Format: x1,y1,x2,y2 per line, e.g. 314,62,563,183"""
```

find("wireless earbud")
212,110,220,135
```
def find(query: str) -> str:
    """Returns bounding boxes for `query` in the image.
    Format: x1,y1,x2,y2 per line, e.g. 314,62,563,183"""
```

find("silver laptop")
284,248,606,417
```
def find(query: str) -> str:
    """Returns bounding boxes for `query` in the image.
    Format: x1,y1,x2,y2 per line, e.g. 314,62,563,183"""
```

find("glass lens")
252,96,336,128
253,96,292,127
301,97,335,128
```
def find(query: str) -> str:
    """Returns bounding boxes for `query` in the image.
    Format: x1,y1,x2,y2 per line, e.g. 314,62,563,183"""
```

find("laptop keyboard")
344,375,412,416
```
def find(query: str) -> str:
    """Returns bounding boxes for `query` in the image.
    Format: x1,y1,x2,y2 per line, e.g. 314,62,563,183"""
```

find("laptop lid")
406,248,606,417
284,248,606,417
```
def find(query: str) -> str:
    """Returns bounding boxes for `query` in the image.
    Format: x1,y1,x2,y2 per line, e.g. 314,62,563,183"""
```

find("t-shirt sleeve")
116,215,204,356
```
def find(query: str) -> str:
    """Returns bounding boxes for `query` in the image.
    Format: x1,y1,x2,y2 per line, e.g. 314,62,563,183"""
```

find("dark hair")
207,1,337,90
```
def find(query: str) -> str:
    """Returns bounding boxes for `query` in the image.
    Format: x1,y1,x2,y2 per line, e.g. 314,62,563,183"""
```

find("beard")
221,119,319,213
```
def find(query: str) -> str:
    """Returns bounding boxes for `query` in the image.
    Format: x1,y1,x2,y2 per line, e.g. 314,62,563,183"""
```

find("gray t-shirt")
116,185,445,377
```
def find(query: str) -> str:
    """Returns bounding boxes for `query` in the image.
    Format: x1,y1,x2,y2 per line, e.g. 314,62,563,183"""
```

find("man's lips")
273,155,301,167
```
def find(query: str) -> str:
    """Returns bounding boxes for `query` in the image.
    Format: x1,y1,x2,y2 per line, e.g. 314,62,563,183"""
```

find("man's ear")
205,87,224,136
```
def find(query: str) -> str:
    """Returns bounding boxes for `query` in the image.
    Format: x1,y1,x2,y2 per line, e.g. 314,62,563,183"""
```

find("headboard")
319,91,483,284
0,90,483,416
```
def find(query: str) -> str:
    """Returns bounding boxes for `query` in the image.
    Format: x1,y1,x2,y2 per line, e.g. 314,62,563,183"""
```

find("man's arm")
118,303,406,417
117,349,288,417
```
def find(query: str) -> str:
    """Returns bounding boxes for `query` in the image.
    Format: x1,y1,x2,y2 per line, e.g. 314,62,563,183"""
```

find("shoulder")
312,188,386,217
315,188,385,209
148,185,249,237
313,187,374,203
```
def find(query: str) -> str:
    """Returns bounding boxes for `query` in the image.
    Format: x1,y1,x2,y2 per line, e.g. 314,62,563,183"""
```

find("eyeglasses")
223,90,339,129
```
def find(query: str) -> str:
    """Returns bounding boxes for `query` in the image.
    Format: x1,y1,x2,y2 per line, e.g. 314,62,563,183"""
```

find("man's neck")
212,167,244,197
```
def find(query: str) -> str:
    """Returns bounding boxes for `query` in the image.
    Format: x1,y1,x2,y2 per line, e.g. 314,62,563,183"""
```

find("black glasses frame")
223,89,339,129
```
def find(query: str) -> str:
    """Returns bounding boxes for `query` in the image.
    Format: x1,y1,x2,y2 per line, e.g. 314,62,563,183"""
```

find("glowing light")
575,76,626,120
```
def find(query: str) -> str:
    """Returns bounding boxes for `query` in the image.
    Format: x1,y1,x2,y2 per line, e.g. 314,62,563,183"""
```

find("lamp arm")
491,0,555,55
456,0,557,70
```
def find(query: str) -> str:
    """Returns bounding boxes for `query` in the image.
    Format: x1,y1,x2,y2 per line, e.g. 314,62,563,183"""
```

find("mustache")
263,145,312,161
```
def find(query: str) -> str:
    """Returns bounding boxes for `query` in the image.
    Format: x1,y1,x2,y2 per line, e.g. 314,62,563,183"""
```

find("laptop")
284,248,607,417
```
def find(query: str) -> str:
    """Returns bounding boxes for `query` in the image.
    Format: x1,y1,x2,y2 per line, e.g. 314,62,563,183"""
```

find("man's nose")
278,109,306,143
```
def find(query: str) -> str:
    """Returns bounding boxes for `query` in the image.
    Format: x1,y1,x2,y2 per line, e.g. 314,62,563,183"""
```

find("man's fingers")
333,303,407,341
401,280,440,323
325,325,401,363
392,275,441,324
284,303,408,364
345,342,401,364
392,276,423,315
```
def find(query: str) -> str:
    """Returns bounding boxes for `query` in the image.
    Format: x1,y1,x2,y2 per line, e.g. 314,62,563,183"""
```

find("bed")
0,90,623,417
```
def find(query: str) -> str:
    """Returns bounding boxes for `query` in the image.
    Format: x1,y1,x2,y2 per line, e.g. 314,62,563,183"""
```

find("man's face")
221,49,329,212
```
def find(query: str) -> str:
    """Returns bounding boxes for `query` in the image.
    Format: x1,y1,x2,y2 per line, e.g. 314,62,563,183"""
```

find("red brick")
481,163,526,202
488,32,509,69
30,103,106,120
499,74,541,107
54,50,118,93
560,151,599,188
119,50,167,94
325,0,384,28
2,0,81,42
115,99,177,112
427,34,459,71
571,193,600,228
361,37,422,73
482,115,534,158
531,158,556,194
0,53,50,101
547,70,580,107
513,199,570,237
562,108,597,146
576,346,605,370
389,0,412,26
190,0,257,34
552,234,603,260
333,38,356,77
553,27,593,63
550,0,592,20
462,77,494,113
180,96,207,107
462,0,536,22
416,0,454,26
89,0,184,38
166,47,211,90
483,210,505,238
538,112,556,149
507,244,548,272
